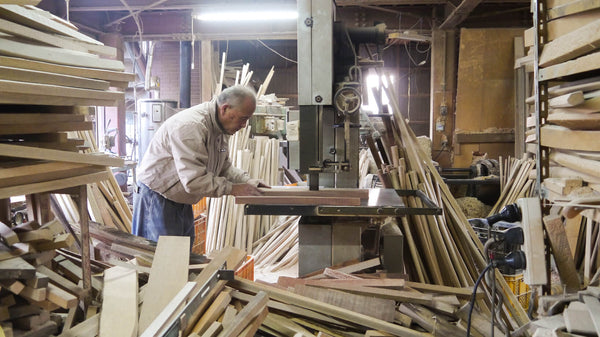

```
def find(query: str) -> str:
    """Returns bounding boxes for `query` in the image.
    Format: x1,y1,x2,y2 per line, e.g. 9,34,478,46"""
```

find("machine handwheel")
334,87,361,115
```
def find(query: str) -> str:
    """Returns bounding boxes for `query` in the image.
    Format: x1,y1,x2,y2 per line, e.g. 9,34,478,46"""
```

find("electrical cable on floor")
467,262,494,337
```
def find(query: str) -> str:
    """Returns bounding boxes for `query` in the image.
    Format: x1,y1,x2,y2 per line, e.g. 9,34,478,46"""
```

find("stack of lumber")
0,218,85,336
0,4,134,230
522,2,600,194
205,127,281,255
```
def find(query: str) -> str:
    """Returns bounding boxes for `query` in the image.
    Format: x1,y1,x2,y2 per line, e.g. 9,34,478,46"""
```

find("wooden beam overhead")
439,0,483,29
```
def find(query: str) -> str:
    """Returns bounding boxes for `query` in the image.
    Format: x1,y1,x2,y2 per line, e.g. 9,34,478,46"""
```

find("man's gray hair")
216,85,256,108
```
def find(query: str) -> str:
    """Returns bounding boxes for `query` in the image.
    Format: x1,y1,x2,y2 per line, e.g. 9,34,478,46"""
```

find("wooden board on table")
541,125,600,151
539,19,600,67
0,37,124,71
235,195,361,206
0,17,115,57
0,4,102,45
0,56,133,87
547,111,600,129
99,266,138,337
138,236,190,334
0,65,110,90
0,143,123,166
261,187,370,199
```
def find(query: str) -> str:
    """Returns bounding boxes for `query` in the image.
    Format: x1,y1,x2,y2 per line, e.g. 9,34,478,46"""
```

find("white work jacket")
137,101,252,204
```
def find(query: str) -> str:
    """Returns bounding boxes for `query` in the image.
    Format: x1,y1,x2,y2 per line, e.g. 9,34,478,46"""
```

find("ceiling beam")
438,0,482,29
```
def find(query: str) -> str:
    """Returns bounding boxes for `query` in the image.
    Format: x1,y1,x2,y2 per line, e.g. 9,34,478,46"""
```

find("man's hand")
230,183,263,196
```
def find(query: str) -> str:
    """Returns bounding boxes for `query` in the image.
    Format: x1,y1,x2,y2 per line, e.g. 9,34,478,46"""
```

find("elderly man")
132,85,267,244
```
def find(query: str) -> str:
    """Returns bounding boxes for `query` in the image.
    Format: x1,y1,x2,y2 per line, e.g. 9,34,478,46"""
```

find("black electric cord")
467,263,494,337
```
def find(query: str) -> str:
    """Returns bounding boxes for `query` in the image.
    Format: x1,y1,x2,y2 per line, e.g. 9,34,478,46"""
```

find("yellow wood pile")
0,219,85,336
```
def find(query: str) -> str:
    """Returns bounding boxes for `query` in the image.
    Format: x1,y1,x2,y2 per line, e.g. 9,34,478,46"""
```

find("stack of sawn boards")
522,1,600,195
0,4,134,222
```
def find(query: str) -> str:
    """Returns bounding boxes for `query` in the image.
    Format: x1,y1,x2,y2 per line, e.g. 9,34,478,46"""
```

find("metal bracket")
159,263,233,337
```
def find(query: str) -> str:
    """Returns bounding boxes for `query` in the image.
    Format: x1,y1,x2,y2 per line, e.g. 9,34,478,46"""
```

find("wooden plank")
46,283,78,309
551,96,600,113
0,162,98,188
548,91,585,108
304,278,405,288
235,195,361,206
547,111,600,129
16,228,52,243
0,143,123,166
0,121,93,135
550,151,600,179
138,236,190,333
540,51,600,81
189,291,231,335
0,91,117,106
229,277,430,337
541,125,600,151
0,5,102,45
218,291,269,337
306,258,381,280
99,266,138,337
58,313,99,337
0,171,109,200
0,56,133,87
300,282,434,307
404,281,479,298
0,65,109,90
238,306,268,337
0,79,122,102
548,0,600,20
0,221,19,246
543,215,581,292
182,247,247,337
0,37,123,71
36,265,85,298
0,256,35,279
0,17,114,57
139,282,197,337
539,19,600,67
260,187,370,199
294,284,396,322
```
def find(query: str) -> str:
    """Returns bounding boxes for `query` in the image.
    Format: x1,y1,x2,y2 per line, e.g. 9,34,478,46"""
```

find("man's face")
219,97,256,135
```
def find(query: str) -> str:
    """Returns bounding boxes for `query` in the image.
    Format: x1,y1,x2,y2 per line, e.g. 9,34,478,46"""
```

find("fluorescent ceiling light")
195,10,297,21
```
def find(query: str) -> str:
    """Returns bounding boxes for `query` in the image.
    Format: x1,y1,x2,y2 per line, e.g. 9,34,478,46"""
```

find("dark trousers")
132,183,194,247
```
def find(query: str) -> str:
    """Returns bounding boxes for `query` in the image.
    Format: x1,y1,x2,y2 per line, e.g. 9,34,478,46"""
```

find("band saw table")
240,187,441,275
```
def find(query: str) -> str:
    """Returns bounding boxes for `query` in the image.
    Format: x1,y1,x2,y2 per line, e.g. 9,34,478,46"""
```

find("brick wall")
151,41,203,107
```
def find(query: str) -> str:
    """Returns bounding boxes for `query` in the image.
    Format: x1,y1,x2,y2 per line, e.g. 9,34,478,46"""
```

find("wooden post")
78,185,91,302
201,40,213,102
430,29,456,168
